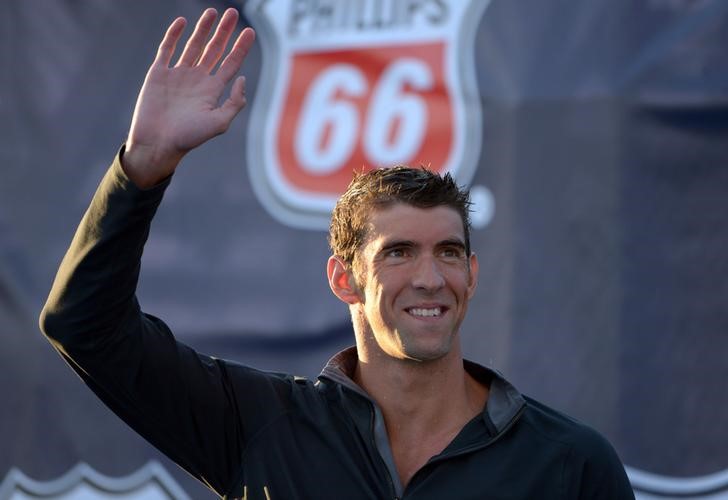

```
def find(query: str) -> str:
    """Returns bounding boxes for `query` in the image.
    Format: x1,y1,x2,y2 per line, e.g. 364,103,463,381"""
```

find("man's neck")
354,347,489,488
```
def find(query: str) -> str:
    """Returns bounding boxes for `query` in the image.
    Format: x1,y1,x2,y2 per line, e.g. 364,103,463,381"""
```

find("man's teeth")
409,307,442,317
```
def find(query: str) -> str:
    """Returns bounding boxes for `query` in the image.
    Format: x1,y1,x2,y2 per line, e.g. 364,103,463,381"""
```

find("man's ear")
327,256,361,305
467,252,479,299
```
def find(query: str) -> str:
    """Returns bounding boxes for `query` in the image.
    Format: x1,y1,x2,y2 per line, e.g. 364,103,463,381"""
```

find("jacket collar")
318,346,526,434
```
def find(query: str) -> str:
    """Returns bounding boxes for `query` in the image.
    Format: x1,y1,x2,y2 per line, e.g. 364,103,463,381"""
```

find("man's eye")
441,247,463,258
387,248,406,258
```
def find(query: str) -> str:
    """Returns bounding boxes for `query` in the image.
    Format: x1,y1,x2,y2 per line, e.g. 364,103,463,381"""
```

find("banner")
2,0,727,497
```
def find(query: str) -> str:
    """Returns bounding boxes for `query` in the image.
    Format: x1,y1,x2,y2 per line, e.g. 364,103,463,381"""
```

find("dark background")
2,0,727,497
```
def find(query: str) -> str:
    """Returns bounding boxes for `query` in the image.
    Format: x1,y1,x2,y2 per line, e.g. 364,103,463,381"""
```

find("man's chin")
398,342,453,364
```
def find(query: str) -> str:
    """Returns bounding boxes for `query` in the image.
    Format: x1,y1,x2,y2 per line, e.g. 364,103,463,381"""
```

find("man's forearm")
40,149,170,352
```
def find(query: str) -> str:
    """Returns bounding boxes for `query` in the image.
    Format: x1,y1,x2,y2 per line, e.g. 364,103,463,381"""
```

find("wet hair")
329,166,472,265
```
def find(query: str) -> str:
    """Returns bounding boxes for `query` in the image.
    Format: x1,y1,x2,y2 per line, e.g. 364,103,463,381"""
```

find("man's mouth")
407,307,444,318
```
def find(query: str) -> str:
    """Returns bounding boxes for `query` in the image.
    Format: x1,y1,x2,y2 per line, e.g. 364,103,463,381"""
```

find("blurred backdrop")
1,0,727,498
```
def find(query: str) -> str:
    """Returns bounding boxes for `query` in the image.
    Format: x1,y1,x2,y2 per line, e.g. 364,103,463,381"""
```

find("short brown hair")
328,166,472,265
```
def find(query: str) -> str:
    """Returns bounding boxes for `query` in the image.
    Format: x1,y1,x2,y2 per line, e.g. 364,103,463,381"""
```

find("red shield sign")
245,0,491,229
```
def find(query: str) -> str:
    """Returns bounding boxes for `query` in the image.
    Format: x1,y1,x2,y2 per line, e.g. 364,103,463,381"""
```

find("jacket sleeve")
39,151,261,497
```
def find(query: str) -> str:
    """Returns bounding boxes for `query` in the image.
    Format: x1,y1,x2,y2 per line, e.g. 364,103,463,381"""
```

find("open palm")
124,8,255,187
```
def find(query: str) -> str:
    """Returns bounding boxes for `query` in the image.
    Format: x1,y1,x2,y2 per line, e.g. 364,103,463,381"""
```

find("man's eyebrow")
437,238,466,249
379,240,416,252
375,238,466,255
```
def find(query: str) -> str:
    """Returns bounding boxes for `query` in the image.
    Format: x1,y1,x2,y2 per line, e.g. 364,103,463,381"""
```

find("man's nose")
411,256,445,291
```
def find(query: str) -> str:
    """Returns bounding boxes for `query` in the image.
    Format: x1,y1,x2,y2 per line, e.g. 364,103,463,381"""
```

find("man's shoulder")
518,395,621,463
218,359,317,393
514,396,634,497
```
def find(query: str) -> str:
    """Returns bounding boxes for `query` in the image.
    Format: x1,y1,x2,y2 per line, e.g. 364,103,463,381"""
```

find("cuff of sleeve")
110,143,174,194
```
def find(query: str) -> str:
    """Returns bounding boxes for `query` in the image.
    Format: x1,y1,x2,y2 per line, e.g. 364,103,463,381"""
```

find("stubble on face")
347,205,477,365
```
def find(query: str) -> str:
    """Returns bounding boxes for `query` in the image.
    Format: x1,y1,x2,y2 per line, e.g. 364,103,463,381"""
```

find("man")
40,8,634,499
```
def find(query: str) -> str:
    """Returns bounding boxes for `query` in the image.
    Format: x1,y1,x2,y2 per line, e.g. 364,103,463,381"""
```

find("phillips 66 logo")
245,0,491,229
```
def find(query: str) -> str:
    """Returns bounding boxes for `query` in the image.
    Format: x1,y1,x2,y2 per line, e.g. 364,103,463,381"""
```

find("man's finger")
215,76,248,132
215,27,255,84
176,8,218,67
153,17,187,68
197,8,239,71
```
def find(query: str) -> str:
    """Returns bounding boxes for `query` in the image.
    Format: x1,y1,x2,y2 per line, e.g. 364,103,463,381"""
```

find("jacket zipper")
401,404,527,497
368,402,399,499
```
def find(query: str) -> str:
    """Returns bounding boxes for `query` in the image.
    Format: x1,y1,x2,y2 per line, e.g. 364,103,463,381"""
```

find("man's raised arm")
38,10,260,496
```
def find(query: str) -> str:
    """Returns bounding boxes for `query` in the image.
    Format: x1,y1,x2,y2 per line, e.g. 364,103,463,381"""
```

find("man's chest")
227,413,570,500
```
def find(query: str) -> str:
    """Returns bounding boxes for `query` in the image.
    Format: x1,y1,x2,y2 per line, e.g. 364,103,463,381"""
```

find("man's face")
351,203,478,362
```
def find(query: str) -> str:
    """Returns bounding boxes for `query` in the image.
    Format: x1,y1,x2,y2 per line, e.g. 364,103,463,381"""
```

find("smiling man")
40,7,634,500
326,174,489,488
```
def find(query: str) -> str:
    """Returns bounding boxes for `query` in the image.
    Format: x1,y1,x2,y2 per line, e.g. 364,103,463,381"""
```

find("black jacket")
40,154,635,499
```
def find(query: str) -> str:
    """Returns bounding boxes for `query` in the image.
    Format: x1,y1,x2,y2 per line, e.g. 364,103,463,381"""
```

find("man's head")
326,166,478,364
329,166,472,270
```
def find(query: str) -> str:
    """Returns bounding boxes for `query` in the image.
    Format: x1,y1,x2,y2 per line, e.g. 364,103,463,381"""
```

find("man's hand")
122,8,255,188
